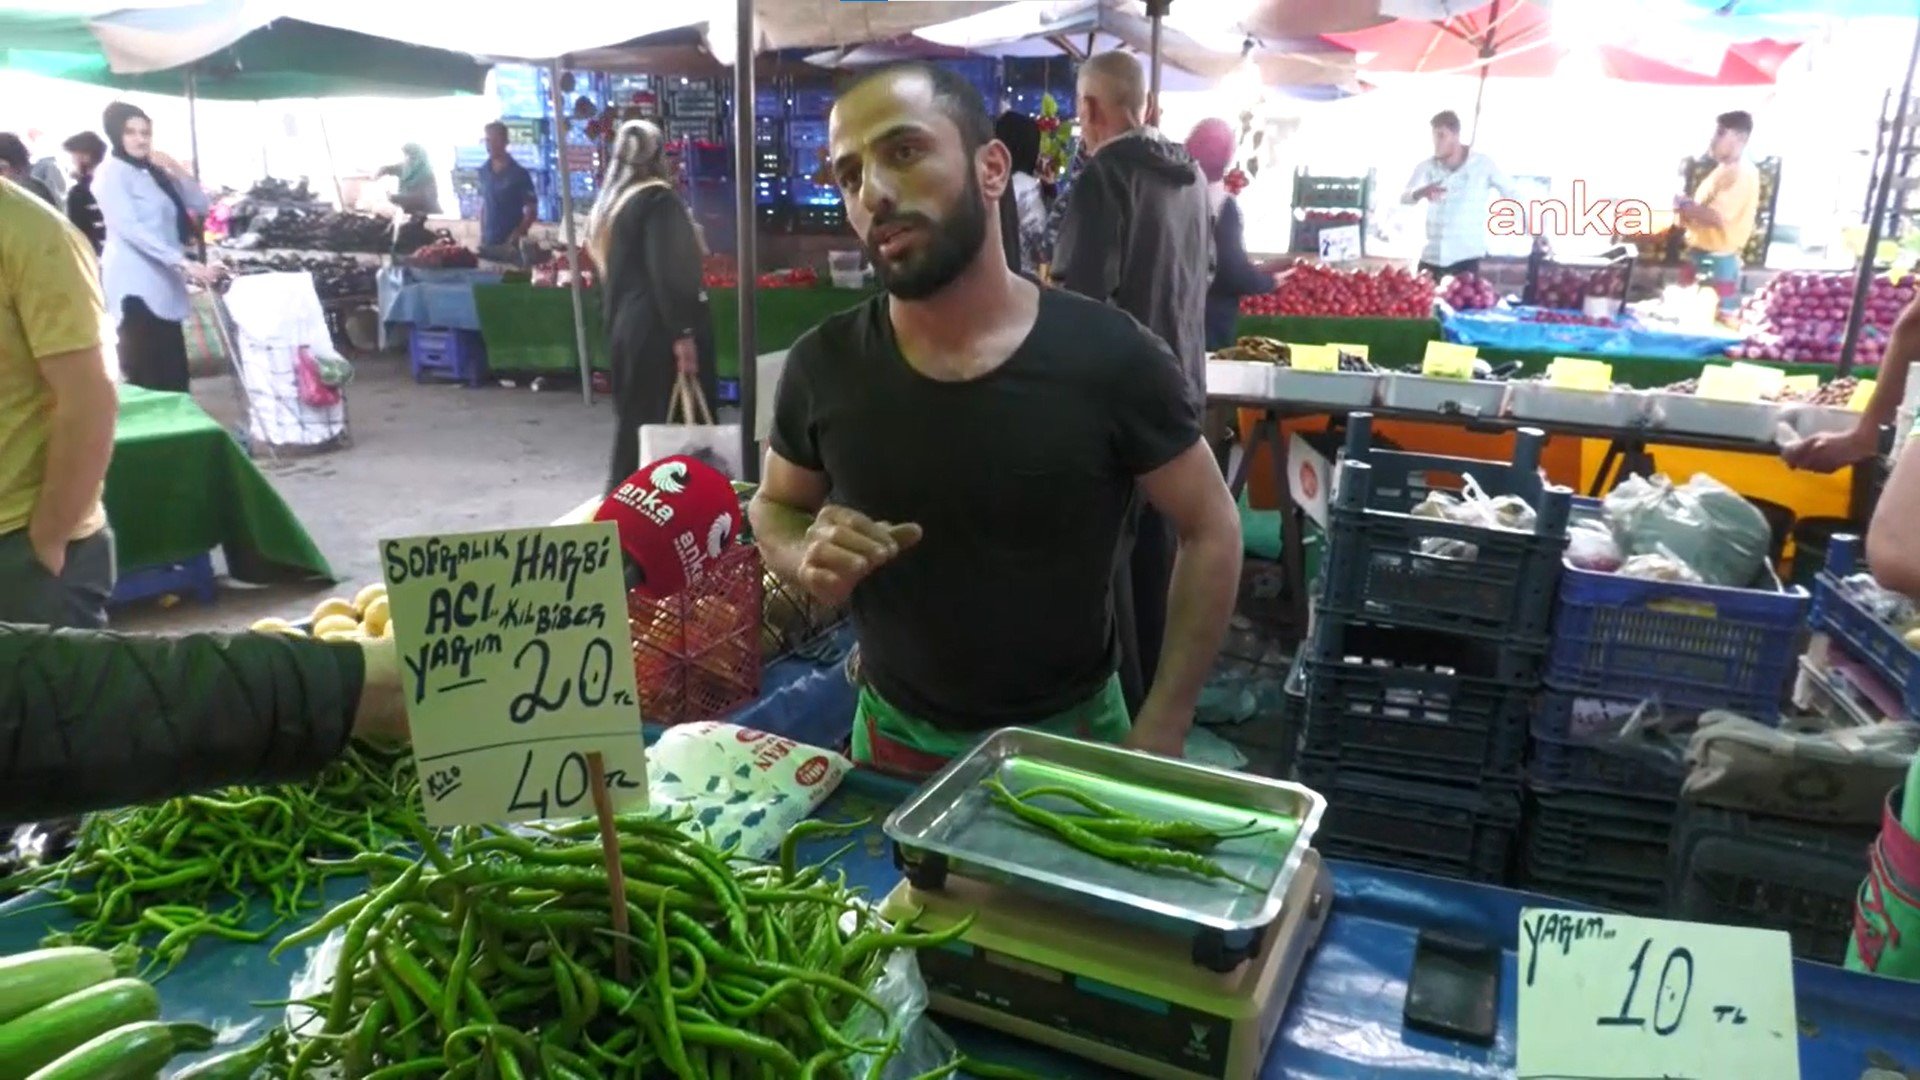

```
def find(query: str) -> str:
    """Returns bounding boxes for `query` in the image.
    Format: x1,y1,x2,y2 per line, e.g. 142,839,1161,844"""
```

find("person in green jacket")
378,143,440,219
0,626,406,821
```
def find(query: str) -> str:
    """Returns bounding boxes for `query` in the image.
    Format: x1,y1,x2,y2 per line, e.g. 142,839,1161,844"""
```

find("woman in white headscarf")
587,119,715,494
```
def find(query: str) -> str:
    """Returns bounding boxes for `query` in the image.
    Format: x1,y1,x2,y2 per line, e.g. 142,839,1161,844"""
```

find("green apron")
850,674,1131,774
1847,786,1920,982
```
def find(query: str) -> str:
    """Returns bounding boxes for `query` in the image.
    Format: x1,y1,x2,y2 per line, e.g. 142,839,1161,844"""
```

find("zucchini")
169,1031,280,1080
0,950,116,1026
0,978,160,1079
24,1020,175,1080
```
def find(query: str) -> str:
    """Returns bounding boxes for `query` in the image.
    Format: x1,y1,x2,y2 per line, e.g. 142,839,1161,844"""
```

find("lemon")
313,613,360,638
352,582,387,615
250,616,294,633
311,597,357,625
359,595,391,638
320,629,362,642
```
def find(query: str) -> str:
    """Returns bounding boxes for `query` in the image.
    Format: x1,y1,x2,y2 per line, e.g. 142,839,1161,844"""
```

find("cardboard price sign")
1289,344,1340,372
1695,365,1764,403
1548,357,1613,391
1849,379,1878,413
1422,341,1478,380
381,523,647,827
1517,908,1799,1080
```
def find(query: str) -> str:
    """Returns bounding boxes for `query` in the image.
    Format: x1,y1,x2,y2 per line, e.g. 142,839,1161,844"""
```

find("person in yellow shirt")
1675,110,1759,325
0,177,118,628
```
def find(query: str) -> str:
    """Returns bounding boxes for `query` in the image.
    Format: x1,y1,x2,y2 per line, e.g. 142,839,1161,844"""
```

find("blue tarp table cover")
1442,305,1741,360
376,265,503,334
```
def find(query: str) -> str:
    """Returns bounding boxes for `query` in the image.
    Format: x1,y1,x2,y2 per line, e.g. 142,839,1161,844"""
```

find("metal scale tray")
884,728,1325,971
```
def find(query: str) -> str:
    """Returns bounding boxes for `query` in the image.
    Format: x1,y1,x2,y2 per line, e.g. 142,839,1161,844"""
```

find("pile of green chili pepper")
984,778,1269,889
260,814,977,1079
5,744,419,974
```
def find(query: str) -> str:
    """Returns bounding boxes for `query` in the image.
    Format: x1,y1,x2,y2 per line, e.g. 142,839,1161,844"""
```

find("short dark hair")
1430,111,1461,134
1716,110,1753,137
995,111,1041,175
62,131,106,159
484,121,508,139
839,62,994,154
0,133,27,171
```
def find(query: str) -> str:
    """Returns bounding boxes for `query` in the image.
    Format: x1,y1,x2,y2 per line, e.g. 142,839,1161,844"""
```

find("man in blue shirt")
477,121,537,263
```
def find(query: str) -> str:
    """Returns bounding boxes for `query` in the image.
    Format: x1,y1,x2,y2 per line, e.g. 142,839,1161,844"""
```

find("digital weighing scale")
878,850,1332,1080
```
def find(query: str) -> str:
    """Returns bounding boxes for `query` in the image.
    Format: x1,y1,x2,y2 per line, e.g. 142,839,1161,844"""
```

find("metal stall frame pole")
1145,0,1169,125
551,58,597,405
1840,17,1920,378
735,0,760,483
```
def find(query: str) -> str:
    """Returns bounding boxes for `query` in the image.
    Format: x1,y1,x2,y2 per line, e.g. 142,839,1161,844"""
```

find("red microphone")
595,455,743,600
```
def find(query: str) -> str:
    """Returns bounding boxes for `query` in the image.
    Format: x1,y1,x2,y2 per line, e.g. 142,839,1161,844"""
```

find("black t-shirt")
770,286,1201,731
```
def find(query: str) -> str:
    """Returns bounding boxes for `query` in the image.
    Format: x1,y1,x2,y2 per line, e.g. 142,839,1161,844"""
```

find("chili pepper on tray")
983,778,1264,889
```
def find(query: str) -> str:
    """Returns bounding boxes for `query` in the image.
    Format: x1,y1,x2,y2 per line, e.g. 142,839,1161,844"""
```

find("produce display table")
107,386,333,583
4,763,1912,1079
376,266,502,341
472,282,870,379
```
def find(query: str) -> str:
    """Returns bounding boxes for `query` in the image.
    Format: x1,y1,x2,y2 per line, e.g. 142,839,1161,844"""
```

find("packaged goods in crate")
1318,414,1572,642
1683,711,1918,825
1303,619,1534,784
1670,802,1875,964
1528,690,1693,801
1297,759,1518,883
1521,788,1674,915
628,542,764,724
1810,535,1920,720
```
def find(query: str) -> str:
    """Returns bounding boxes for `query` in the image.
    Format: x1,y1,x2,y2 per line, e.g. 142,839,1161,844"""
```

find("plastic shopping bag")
646,721,852,860
640,372,743,479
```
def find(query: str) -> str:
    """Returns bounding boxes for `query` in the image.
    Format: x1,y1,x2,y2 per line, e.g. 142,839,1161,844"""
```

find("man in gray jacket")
1054,50,1213,715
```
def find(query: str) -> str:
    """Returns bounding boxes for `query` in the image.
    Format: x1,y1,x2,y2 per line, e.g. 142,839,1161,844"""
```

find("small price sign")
1422,341,1478,380
1318,224,1361,263
1289,344,1340,372
1517,908,1799,1080
1779,374,1821,398
1730,361,1788,399
381,523,647,827
1695,365,1764,403
1548,357,1613,391
1849,379,1878,413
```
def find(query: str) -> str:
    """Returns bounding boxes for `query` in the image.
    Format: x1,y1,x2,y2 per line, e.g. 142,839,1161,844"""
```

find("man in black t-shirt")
748,62,1242,775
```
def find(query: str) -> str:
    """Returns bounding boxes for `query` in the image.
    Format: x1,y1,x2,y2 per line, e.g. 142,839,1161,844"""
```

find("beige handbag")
638,371,743,478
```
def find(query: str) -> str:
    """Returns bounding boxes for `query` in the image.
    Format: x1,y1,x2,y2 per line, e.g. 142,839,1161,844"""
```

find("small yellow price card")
1849,379,1878,413
1730,361,1787,398
1288,344,1340,372
1694,365,1764,403
1517,909,1799,1080
1422,341,1479,380
1779,374,1821,398
1548,357,1613,391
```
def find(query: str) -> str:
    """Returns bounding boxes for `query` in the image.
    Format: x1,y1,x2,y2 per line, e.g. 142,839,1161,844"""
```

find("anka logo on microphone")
650,460,690,495
613,477,676,528
706,515,731,558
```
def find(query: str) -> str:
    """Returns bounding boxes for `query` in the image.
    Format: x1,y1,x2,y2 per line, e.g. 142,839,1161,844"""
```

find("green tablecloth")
473,283,871,380
108,386,333,581
1231,313,1839,390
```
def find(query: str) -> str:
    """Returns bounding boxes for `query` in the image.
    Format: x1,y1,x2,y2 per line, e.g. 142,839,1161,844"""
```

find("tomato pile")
701,254,738,289
530,249,597,289
1299,209,1362,228
1240,263,1435,319
756,267,820,289
408,238,477,270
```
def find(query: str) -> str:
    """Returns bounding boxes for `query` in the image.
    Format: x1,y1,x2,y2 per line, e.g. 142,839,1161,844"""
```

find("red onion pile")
1240,263,1435,319
1533,264,1628,310
1729,271,1913,366
1440,272,1499,311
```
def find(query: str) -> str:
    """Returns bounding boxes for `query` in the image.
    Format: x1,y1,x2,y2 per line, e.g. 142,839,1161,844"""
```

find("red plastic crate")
628,542,763,724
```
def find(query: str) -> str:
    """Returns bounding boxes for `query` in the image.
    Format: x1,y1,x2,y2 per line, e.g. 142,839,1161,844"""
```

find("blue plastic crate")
1545,558,1807,717
1809,534,1920,720
1528,691,1689,801
410,327,488,387
1318,413,1572,643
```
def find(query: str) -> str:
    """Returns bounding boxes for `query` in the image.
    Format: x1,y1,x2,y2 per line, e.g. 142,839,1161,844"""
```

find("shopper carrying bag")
639,370,742,480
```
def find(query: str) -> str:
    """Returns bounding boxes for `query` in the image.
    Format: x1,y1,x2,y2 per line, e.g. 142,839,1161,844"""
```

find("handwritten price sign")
1517,908,1799,1080
381,523,647,827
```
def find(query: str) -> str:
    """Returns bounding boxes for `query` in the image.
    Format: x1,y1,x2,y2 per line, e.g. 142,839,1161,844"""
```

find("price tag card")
1422,341,1479,380
1328,342,1370,360
1780,374,1821,398
1549,357,1613,391
1849,379,1878,413
1289,344,1340,372
1517,909,1800,1080
1695,365,1763,403
382,523,647,827
1730,361,1788,398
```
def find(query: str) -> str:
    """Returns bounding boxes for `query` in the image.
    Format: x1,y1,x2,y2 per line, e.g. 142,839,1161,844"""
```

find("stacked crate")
1669,802,1876,964
1297,414,1572,883
1523,503,1809,912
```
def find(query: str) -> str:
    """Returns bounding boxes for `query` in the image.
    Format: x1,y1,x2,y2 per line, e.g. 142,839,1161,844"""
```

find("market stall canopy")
0,0,490,98
1323,0,1805,84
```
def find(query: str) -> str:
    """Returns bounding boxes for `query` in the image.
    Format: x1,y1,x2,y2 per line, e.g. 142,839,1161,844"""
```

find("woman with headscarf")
378,143,441,218
587,120,716,494
93,102,217,393
1185,118,1272,352
994,111,1046,275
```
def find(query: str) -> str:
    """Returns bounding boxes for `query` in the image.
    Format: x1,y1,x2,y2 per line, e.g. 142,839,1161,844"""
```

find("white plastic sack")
646,721,852,860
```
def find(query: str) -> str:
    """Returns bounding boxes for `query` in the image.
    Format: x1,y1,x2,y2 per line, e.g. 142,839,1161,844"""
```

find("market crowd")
6,54,1920,819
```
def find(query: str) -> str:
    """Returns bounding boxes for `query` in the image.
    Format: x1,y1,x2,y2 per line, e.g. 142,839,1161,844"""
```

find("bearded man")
747,62,1242,775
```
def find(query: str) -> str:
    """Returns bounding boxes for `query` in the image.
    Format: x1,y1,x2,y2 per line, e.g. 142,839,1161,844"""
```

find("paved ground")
114,354,617,633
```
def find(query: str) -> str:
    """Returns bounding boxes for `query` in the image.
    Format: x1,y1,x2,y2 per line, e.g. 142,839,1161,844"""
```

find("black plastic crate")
1524,787,1676,886
1297,760,1518,883
1311,614,1546,686
1520,863,1669,916
1527,691,1690,802
1318,414,1572,643
1302,620,1532,784
1669,803,1874,964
